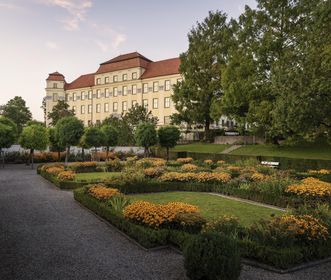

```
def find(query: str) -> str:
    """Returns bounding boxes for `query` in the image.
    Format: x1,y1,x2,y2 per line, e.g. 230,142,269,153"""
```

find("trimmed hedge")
154,149,331,171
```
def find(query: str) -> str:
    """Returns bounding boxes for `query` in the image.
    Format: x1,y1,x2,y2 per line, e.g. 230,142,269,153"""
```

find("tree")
123,104,158,130
0,96,32,135
82,126,104,155
27,120,45,127
0,117,17,168
19,124,48,169
158,126,181,160
55,116,84,164
48,127,65,161
135,122,158,157
102,115,134,146
101,125,119,160
172,11,234,140
47,100,75,126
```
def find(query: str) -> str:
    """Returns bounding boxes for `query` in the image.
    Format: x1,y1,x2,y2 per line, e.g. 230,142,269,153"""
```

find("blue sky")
0,0,256,121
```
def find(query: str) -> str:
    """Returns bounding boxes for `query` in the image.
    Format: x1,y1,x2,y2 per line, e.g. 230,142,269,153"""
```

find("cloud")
94,34,127,53
45,41,59,50
0,2,21,10
38,0,93,30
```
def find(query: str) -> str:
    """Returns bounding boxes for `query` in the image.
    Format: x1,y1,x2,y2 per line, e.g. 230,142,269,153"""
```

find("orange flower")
88,184,120,201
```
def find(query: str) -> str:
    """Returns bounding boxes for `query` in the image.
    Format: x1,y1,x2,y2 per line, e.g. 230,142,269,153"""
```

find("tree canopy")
135,122,158,157
158,126,181,160
0,117,17,149
0,96,32,135
47,100,75,126
101,124,119,159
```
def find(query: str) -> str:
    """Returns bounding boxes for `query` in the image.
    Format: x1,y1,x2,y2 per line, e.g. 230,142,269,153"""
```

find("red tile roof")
140,58,180,79
96,52,152,74
65,73,95,90
46,71,66,81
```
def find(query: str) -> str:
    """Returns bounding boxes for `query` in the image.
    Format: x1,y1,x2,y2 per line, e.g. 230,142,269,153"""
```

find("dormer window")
53,83,57,88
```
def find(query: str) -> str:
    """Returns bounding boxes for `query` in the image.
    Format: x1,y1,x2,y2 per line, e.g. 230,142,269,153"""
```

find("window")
53,93,58,102
81,105,85,114
132,85,137,95
132,72,137,80
143,83,148,93
164,116,171,125
88,90,92,100
122,74,127,81
88,120,92,126
132,100,137,107
72,106,76,113
164,97,170,108
122,101,127,111
81,91,85,100
88,104,92,113
113,75,118,82
96,120,101,125
96,89,101,99
105,88,109,98
96,103,101,113
113,87,118,97
153,82,159,92
105,77,109,84
143,99,148,109
153,98,158,109
53,83,57,88
96,78,101,85
104,103,109,112
113,102,118,112
65,94,68,101
122,86,127,96
73,93,76,101
165,80,171,91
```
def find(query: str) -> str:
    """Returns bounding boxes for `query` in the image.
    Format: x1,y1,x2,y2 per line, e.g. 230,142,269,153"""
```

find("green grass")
127,191,282,226
75,172,121,182
172,143,230,153
231,143,331,160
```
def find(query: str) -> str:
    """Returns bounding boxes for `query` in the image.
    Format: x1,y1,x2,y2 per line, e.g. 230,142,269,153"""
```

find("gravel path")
0,165,330,280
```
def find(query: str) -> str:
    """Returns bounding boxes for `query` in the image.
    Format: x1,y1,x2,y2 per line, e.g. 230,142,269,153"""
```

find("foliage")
105,159,122,172
158,126,181,160
88,184,120,201
159,172,231,183
57,170,76,181
173,212,207,233
48,127,65,158
183,232,241,280
0,117,17,149
19,124,48,151
181,164,199,172
69,161,98,173
47,100,74,126
176,157,193,164
172,11,234,140
82,126,104,149
135,122,158,156
102,115,134,146
107,194,131,213
202,215,242,236
122,104,158,129
0,96,32,135
101,124,119,156
136,158,166,168
143,167,164,178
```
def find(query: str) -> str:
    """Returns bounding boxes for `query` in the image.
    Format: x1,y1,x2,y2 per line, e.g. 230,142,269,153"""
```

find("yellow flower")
57,170,75,181
176,157,194,164
285,177,331,198
181,163,199,172
88,184,120,201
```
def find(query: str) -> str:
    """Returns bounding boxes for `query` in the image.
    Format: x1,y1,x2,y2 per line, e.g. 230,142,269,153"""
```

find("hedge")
153,149,331,171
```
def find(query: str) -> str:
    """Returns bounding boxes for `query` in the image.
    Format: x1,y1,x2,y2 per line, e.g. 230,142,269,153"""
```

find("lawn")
75,172,121,182
127,191,282,226
172,143,230,153
231,143,331,160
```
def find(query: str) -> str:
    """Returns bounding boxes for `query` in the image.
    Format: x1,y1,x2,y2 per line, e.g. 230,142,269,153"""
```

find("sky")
0,0,257,121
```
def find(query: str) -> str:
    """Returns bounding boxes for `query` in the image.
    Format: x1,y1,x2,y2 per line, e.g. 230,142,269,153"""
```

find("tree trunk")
204,118,211,142
166,147,169,161
65,146,70,165
81,147,85,162
30,149,34,169
0,148,4,168
106,147,109,161
144,147,148,158
57,150,61,162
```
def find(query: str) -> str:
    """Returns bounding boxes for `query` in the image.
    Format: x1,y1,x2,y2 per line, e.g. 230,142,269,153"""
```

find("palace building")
45,52,181,126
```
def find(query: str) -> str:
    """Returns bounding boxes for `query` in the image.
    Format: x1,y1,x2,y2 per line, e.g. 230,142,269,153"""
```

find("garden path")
0,165,330,280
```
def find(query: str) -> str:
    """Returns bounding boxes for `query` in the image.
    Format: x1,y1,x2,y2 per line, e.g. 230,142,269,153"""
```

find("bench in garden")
261,161,280,168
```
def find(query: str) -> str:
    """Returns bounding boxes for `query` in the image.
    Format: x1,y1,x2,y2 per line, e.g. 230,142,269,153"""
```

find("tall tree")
19,124,48,169
55,116,84,165
48,127,65,161
0,96,32,135
101,125,119,160
47,100,75,126
172,11,234,140
0,117,17,168
158,126,181,161
83,126,104,155
122,104,158,130
102,115,134,146
135,122,158,157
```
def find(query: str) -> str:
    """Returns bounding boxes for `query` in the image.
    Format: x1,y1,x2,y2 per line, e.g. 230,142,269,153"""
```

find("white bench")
261,161,280,168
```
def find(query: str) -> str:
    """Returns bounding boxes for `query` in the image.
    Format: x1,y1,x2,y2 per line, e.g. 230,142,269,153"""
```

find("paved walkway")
220,144,242,154
0,165,330,280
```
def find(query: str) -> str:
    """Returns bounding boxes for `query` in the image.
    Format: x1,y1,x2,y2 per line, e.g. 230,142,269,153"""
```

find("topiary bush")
183,232,241,280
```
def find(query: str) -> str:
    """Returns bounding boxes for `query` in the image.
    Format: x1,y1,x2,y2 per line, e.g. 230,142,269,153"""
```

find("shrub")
217,160,226,166
136,157,166,168
181,163,199,172
204,159,213,165
57,170,75,181
143,167,164,178
107,194,131,213
124,201,199,228
173,212,206,233
105,158,122,172
202,215,242,236
183,232,241,280
285,177,331,199
88,184,120,201
70,161,98,173
251,172,270,182
177,157,193,164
